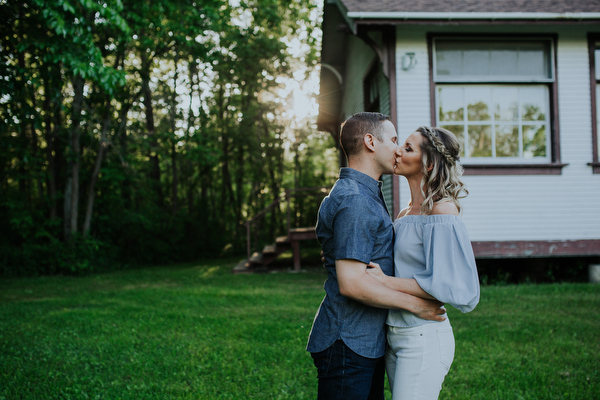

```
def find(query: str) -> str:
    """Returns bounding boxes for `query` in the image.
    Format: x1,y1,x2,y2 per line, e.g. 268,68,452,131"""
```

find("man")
306,112,446,400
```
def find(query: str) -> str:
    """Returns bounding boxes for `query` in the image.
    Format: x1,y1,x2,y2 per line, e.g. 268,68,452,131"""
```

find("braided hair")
416,126,468,215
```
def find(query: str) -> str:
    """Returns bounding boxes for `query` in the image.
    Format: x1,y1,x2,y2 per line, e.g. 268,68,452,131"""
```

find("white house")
317,0,600,261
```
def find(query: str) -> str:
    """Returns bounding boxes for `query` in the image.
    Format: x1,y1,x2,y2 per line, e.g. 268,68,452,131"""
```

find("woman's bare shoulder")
431,201,459,215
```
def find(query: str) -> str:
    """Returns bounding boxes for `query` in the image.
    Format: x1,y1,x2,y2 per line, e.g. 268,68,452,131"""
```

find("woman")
368,126,480,399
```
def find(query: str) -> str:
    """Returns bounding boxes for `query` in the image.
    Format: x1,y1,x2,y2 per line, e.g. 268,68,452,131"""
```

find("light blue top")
387,214,480,328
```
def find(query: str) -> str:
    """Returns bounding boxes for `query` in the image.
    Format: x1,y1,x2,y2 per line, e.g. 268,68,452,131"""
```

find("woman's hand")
366,261,388,285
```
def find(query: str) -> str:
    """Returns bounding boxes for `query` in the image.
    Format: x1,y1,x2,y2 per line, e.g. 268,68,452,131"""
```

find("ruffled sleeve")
413,218,480,313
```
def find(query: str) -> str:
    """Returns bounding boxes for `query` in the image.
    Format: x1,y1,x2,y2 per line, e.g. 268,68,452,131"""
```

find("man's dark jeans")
311,340,385,400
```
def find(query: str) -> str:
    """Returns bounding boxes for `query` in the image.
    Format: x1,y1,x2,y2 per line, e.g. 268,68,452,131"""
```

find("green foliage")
33,0,129,92
0,196,115,275
0,0,330,275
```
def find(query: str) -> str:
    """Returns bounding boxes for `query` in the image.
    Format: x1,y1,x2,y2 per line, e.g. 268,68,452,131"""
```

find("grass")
1,257,599,399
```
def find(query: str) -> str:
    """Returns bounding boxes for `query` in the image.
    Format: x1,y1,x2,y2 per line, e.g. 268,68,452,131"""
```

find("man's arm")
336,259,445,321
366,262,436,300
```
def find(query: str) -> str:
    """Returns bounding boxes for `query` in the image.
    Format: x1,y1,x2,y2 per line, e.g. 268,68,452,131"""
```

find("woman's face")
396,131,424,178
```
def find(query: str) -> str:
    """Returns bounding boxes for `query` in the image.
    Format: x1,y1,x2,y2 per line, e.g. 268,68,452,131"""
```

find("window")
437,85,550,160
589,35,600,174
431,36,563,174
364,64,381,112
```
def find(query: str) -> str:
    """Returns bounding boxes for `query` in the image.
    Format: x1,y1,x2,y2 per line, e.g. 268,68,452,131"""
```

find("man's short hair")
340,112,391,158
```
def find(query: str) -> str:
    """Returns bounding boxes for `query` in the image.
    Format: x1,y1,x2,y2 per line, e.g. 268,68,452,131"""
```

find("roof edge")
347,11,600,20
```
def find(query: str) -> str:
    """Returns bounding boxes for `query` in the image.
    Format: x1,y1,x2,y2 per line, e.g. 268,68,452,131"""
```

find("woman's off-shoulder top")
387,214,480,328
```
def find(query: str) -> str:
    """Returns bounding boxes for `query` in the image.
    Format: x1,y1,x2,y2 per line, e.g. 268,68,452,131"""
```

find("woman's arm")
336,259,445,320
366,262,437,300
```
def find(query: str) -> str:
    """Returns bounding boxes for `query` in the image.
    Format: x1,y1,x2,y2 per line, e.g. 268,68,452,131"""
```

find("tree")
0,0,329,275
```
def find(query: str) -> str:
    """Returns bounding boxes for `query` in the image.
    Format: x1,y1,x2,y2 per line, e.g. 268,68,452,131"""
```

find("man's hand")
413,298,446,322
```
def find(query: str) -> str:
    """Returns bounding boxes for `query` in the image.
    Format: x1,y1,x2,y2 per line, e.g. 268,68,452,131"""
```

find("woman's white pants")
385,319,455,400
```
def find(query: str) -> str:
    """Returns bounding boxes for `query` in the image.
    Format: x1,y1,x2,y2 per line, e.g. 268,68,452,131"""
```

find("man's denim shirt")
307,168,394,359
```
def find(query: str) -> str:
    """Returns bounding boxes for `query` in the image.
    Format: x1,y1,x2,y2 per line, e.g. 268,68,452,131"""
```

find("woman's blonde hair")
416,126,468,215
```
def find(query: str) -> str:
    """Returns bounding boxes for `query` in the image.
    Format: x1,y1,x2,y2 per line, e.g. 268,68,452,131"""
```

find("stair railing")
244,186,331,261
244,195,284,260
284,187,330,233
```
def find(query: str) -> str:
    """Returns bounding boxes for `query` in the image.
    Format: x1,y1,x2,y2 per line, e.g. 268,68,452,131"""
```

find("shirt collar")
339,167,382,195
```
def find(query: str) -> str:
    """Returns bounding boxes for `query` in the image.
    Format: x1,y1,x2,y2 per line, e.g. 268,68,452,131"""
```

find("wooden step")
233,227,318,274
249,251,263,264
289,227,317,241
262,244,277,255
276,235,289,244
232,259,252,274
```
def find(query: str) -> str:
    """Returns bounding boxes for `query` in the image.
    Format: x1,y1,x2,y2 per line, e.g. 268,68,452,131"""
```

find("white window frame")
589,34,600,174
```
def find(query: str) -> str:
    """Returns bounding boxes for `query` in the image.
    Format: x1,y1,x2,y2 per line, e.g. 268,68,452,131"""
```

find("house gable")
318,0,600,258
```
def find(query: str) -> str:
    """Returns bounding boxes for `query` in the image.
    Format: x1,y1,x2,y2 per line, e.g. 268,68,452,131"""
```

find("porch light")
401,52,416,70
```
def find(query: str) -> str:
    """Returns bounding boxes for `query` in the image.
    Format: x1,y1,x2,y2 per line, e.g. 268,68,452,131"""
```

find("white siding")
394,29,436,218
340,35,376,117
340,35,396,215
394,25,600,242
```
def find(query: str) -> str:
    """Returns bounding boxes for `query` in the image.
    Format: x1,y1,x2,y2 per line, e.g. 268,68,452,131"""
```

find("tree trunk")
16,39,28,202
29,92,43,204
83,98,111,236
43,67,57,220
217,86,235,220
221,137,233,218
64,75,84,241
115,88,143,210
53,84,65,222
141,53,162,206
63,175,72,240
171,140,178,213
234,144,244,226
170,53,179,213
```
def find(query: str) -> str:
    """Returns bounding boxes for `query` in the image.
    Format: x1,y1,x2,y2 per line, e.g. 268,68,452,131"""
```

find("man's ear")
364,134,376,152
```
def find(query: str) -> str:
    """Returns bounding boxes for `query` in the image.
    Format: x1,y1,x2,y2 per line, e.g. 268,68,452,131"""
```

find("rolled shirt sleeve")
332,194,378,264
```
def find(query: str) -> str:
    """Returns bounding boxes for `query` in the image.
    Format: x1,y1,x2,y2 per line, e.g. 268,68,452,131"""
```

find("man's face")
374,120,401,175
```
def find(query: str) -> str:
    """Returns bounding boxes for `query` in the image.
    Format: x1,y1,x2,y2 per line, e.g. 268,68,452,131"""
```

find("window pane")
436,42,464,77
496,125,519,157
518,42,551,78
596,48,600,78
442,125,465,158
438,87,464,121
435,39,552,80
521,87,547,121
463,45,490,76
523,125,547,158
491,47,518,76
466,87,491,121
435,84,550,162
468,125,492,157
494,87,519,121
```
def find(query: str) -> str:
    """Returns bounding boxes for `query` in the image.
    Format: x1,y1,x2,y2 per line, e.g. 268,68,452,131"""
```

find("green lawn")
1,259,599,399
